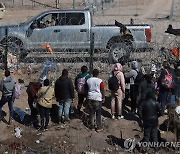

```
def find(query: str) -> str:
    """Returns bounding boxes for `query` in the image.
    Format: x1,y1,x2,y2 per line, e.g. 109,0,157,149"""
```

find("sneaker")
44,126,48,131
38,127,45,131
8,117,13,125
112,115,115,119
96,127,103,132
117,115,124,120
164,109,168,114
89,125,95,131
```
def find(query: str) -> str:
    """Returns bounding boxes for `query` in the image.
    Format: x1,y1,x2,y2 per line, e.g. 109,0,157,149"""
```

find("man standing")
55,69,74,123
75,66,91,114
86,69,105,132
125,61,139,113
26,81,42,129
138,90,163,152
0,70,15,124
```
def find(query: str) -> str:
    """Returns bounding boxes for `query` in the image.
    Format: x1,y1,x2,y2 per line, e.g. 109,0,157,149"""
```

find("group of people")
0,60,180,145
25,66,105,132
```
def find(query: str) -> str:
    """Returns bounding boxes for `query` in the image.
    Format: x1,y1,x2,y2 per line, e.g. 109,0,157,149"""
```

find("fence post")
12,0,15,6
73,0,76,9
32,0,35,7
101,0,104,14
169,0,174,20
55,0,59,8
89,32,94,74
4,27,8,70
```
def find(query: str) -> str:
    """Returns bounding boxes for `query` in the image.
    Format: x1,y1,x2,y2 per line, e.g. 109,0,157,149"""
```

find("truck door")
26,13,60,50
55,12,90,50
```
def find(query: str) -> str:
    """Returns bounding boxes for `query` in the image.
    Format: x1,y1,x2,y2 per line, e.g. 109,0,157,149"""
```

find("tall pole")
73,0,76,9
169,0,174,20
4,27,8,70
89,32,94,74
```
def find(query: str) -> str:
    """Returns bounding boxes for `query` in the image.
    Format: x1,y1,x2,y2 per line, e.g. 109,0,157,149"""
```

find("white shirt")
87,77,103,101
175,106,180,114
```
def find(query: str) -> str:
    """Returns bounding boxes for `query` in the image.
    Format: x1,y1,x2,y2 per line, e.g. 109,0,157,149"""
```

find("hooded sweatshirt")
0,76,15,97
125,61,139,85
55,76,74,101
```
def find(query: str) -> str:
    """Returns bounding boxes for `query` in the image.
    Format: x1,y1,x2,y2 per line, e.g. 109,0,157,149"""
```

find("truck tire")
2,37,27,60
108,41,133,64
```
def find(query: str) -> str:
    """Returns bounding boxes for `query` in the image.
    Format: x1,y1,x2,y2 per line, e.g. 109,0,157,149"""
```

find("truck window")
36,13,58,28
57,13,85,26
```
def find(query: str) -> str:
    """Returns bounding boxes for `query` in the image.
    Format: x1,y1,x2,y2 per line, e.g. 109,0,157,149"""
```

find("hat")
131,61,138,69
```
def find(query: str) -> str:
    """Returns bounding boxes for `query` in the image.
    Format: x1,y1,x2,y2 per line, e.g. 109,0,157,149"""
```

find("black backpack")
108,73,119,91
134,70,144,85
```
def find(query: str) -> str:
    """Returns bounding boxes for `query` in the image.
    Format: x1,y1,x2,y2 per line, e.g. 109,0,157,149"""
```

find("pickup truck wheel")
109,42,132,64
5,38,27,60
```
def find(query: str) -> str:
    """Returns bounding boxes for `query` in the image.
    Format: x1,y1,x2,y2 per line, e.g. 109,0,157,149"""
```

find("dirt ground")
0,0,180,153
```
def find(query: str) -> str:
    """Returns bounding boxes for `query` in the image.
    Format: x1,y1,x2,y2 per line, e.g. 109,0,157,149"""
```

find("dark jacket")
138,80,155,102
55,76,74,100
26,82,42,100
138,98,163,127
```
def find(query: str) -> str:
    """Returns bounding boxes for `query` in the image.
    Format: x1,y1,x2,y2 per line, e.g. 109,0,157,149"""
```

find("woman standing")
37,79,54,130
111,63,125,119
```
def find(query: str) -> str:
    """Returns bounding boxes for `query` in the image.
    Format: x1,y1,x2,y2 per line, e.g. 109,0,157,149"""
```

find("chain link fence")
0,0,179,82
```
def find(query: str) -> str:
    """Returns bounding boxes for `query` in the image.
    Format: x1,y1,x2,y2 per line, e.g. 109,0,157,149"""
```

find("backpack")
134,70,144,85
13,83,21,99
77,74,88,94
161,69,173,89
108,73,119,91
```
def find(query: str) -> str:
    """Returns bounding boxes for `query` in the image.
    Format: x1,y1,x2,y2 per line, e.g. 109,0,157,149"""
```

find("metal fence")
0,0,180,82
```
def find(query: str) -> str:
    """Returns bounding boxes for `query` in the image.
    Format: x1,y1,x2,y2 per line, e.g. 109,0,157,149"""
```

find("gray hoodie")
125,61,139,85
0,76,15,97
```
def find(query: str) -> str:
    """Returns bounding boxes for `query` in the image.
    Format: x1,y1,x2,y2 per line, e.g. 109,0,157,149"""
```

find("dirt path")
139,0,172,19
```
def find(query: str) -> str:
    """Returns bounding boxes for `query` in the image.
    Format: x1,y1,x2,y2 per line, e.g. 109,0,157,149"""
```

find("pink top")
113,63,125,93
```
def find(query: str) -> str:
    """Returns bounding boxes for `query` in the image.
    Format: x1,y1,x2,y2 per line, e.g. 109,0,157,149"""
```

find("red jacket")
26,82,42,99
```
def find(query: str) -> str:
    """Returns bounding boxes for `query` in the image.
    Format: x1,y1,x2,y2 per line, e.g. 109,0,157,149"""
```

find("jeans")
59,99,71,121
141,126,158,151
142,126,158,143
130,84,137,112
87,99,102,128
77,93,86,111
159,91,174,110
38,104,50,128
0,96,14,119
28,98,39,127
